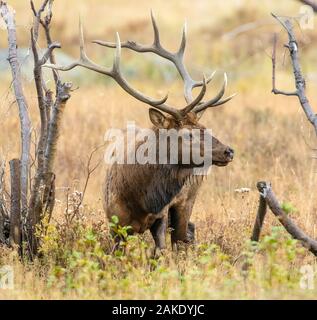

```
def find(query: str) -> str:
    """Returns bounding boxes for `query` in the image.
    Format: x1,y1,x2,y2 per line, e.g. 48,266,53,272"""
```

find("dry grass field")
0,0,317,299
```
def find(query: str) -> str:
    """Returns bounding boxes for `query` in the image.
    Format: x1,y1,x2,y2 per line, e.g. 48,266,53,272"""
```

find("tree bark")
0,163,6,244
9,159,21,249
44,81,72,174
0,207,5,244
0,2,31,216
251,194,267,242
271,14,317,136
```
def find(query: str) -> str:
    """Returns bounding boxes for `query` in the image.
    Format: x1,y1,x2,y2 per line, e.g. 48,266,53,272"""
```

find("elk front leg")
150,216,167,256
187,221,195,243
169,201,196,250
169,207,189,249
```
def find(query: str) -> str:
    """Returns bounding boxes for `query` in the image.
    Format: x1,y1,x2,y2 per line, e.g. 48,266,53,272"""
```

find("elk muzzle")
212,144,234,166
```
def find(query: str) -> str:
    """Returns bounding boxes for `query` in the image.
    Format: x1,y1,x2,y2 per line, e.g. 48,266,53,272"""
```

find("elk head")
44,12,235,168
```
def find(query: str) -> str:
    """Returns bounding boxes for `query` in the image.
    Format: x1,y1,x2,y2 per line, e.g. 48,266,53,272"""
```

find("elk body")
45,12,235,252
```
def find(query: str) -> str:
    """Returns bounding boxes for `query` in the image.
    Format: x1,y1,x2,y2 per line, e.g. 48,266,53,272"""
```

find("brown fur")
103,111,234,251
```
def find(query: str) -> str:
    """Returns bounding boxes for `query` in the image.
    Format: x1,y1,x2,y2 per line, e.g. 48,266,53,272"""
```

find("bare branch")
257,181,317,256
38,42,61,66
81,143,106,202
30,0,50,41
31,0,59,84
271,13,317,136
271,33,298,96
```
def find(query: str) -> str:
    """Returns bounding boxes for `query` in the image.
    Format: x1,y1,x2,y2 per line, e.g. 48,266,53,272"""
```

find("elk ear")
149,108,168,128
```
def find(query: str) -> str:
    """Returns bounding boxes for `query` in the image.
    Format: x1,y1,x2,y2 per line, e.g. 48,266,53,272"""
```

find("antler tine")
193,72,216,88
44,18,113,74
177,21,187,58
193,73,236,113
180,75,207,115
112,32,170,107
150,9,161,47
211,93,237,107
113,32,121,72
79,16,86,60
44,20,169,107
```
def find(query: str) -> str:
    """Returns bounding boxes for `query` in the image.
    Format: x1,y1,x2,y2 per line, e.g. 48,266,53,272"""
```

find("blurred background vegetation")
1,0,317,88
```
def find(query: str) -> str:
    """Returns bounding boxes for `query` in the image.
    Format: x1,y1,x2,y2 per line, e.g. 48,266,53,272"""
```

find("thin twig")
79,143,106,208
271,33,297,96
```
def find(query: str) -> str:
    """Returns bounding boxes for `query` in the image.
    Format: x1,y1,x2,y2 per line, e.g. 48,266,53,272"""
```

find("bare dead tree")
27,0,72,255
0,1,72,256
0,2,31,216
271,14,317,136
27,0,62,251
243,13,317,269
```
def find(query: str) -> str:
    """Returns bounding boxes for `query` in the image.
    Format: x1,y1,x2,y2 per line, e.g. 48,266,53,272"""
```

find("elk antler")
193,73,237,113
45,12,236,119
93,11,236,116
43,20,186,114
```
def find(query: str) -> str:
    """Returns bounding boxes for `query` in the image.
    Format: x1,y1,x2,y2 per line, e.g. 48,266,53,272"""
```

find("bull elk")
45,12,235,253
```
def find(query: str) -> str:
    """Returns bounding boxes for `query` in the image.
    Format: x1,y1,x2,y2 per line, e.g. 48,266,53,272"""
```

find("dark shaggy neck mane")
128,164,202,214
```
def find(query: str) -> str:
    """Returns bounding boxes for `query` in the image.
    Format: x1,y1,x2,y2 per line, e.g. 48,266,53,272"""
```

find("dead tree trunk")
0,2,31,216
251,193,267,242
0,162,6,244
44,82,72,174
0,211,4,244
9,159,21,249
0,1,72,257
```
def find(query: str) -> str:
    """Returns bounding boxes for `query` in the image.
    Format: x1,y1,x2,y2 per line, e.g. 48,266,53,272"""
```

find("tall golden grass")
0,0,317,299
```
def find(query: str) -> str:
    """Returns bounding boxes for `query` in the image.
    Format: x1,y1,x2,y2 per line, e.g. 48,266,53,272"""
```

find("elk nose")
224,147,234,160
